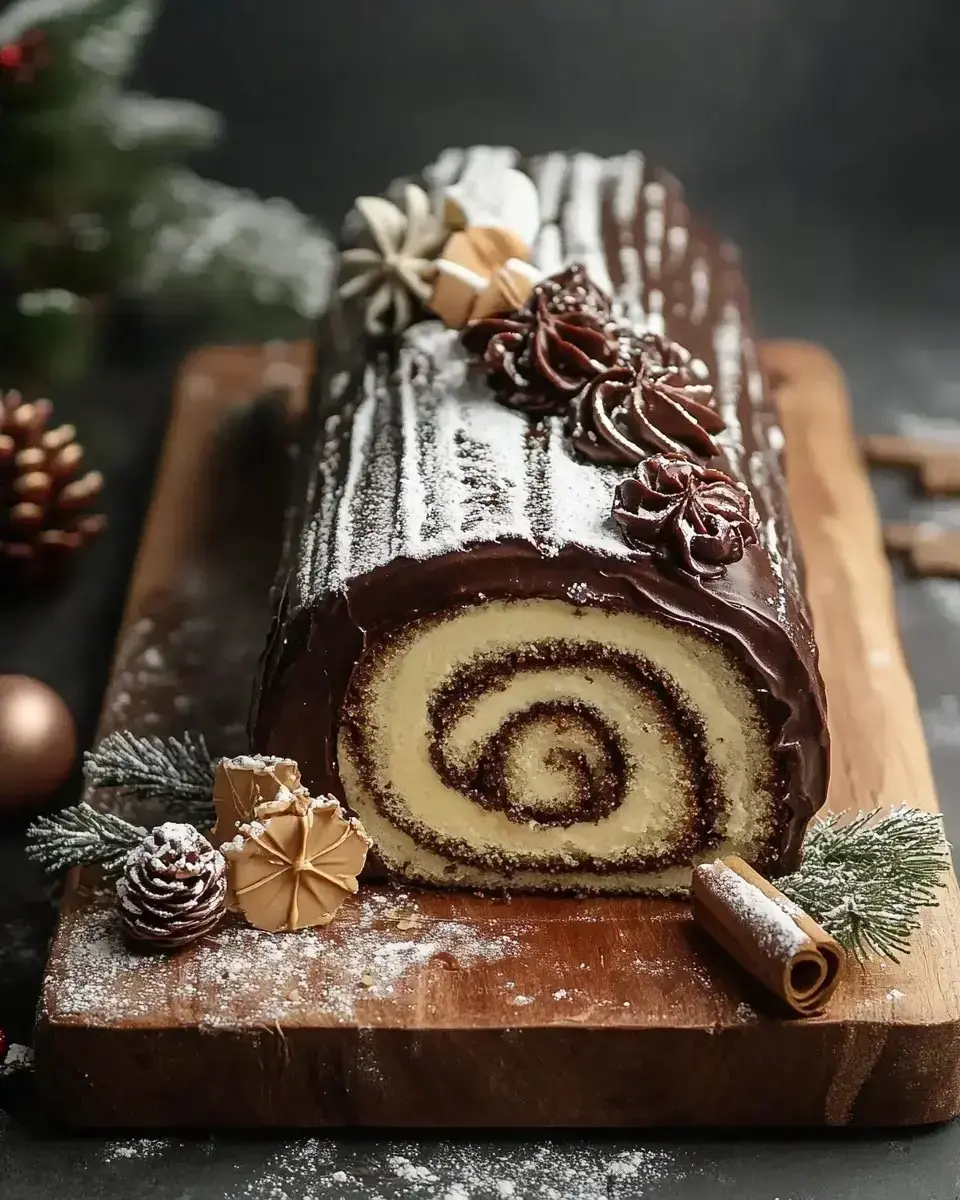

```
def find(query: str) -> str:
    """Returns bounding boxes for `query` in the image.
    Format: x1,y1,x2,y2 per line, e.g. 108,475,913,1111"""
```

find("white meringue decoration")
443,166,541,247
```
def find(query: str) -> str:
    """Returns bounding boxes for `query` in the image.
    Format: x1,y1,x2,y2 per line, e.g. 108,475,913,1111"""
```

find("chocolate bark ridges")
252,147,829,889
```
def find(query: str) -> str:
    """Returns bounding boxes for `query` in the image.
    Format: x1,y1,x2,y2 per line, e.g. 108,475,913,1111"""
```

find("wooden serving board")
34,341,960,1129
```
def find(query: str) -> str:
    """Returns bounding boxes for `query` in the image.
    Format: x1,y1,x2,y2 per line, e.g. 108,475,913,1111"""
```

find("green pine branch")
0,0,332,387
75,0,158,79
83,730,216,806
26,801,145,874
99,93,222,156
137,169,333,322
780,806,951,962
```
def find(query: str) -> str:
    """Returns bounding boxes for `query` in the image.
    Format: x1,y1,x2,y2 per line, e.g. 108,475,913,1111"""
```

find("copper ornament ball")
0,675,77,809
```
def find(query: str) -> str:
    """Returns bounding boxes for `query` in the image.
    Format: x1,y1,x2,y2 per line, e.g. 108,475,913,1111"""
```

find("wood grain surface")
33,340,960,1129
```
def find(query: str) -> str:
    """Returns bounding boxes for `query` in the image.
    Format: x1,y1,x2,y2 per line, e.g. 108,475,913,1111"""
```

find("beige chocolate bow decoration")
429,229,541,328
429,167,542,328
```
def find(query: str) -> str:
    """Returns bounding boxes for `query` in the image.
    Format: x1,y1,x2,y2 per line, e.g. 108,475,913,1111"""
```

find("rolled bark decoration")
692,856,845,1015
252,147,829,895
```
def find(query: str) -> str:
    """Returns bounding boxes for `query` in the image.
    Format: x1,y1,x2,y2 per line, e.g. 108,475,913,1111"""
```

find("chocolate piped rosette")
252,147,829,894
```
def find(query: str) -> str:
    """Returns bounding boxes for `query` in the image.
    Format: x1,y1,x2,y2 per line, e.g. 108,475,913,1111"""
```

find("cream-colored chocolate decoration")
429,227,540,328
470,258,541,321
210,754,301,846
339,184,446,335
443,165,540,246
225,790,371,932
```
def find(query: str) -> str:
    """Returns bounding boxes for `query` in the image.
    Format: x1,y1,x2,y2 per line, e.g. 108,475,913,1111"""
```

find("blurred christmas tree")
0,0,332,389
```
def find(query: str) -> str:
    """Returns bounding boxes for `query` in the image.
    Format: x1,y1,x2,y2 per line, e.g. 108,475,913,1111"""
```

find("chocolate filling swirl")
339,619,734,878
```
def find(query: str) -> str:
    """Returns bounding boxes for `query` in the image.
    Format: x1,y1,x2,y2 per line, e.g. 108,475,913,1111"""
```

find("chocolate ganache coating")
252,147,829,883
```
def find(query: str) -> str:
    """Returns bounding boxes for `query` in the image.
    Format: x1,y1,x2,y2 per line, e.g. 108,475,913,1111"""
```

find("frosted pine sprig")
83,731,215,805
26,803,146,875
779,806,951,962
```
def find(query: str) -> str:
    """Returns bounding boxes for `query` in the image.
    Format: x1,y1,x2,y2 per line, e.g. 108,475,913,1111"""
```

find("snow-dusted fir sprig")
26,803,146,875
779,806,951,962
83,730,215,804
27,729,219,876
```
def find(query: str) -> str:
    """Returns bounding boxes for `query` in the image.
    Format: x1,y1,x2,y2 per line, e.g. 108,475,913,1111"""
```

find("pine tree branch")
0,0,136,44
100,94,222,154
137,169,333,319
76,0,157,79
780,806,951,962
26,801,145,874
83,730,216,807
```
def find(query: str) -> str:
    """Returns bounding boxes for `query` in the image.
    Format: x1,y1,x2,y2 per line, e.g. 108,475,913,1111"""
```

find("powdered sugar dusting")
690,256,710,324
563,152,611,296
530,151,568,276
102,1137,179,1164
698,861,808,959
545,417,626,556
298,321,653,602
643,180,666,277
0,1044,33,1078
46,890,519,1028
329,365,379,586
608,150,644,324
225,1137,689,1200
713,301,745,470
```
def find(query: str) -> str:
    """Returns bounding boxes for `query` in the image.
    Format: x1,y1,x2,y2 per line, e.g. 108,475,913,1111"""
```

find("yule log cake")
251,146,829,894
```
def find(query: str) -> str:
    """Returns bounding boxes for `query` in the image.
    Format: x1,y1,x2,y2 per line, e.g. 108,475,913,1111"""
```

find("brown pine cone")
0,390,106,577
116,823,227,951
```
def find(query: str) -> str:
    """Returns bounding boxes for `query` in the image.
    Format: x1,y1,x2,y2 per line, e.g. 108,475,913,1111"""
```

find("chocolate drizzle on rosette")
253,146,830,896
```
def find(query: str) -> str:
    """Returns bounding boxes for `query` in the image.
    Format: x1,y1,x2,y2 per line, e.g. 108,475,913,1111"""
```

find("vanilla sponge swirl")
338,598,774,893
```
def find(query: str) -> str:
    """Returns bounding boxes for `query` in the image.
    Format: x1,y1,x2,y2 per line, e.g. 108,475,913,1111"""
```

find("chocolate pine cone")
116,823,227,951
0,390,106,577
254,147,829,895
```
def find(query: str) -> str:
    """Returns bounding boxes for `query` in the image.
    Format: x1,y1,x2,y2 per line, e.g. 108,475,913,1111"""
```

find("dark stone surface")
2,1,960,1195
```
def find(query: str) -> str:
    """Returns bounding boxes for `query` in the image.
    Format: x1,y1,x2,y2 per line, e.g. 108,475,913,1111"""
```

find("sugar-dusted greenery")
779,805,951,962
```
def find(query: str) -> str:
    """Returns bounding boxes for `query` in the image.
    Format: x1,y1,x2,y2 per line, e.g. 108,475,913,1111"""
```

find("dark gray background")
3,1,960,1196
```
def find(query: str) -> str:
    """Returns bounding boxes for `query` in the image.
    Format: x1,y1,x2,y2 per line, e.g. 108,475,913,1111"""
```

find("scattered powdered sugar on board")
101,1137,183,1164
698,862,808,959
47,891,519,1027
226,1137,689,1200
0,1045,33,1078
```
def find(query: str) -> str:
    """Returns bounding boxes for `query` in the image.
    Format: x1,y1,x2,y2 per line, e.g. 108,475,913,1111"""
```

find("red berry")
0,44,23,69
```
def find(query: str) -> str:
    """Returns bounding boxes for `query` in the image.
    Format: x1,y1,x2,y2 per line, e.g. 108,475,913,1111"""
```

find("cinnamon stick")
692,856,845,1016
